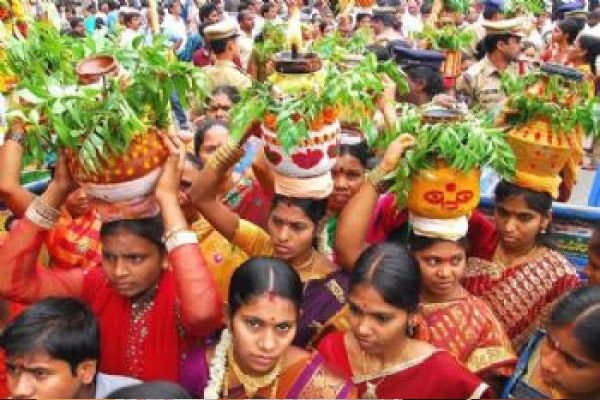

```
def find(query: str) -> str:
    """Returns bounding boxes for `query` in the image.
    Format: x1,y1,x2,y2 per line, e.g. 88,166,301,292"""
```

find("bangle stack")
206,140,244,174
164,230,198,253
365,166,392,194
25,196,60,230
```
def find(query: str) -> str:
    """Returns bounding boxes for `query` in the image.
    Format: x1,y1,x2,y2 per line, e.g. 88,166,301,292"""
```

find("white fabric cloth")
94,373,141,398
402,12,423,37
162,13,188,55
238,30,254,70
583,24,600,38
409,213,469,242
120,28,142,47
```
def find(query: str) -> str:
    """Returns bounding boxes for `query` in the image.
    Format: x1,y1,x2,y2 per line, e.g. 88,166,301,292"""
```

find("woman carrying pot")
334,136,516,389
187,134,415,348
180,256,355,398
318,242,493,399
0,127,102,271
0,134,222,382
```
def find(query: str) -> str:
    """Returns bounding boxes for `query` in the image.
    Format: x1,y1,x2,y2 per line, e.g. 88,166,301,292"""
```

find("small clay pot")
75,55,118,85
273,52,322,74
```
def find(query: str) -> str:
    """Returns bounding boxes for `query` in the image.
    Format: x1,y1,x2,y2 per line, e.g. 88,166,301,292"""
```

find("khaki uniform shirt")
456,56,515,112
203,60,252,92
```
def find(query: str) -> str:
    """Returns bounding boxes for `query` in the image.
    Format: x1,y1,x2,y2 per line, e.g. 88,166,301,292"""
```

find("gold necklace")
359,341,414,399
227,346,282,398
494,245,539,268
294,250,317,280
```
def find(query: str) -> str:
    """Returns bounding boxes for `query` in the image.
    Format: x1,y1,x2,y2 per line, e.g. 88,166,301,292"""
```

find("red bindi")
446,182,457,192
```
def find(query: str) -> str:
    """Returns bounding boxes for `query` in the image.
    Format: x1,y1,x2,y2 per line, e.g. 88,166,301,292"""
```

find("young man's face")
6,351,96,399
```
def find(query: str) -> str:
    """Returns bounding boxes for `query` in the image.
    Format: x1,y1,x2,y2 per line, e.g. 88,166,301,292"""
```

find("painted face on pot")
407,164,480,219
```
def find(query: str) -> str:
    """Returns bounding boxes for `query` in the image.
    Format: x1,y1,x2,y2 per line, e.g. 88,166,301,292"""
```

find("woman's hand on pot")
42,150,79,209
155,132,185,203
379,134,415,173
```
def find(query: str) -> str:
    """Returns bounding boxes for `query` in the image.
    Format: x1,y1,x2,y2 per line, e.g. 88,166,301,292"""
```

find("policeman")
456,17,524,112
394,46,445,105
203,19,252,92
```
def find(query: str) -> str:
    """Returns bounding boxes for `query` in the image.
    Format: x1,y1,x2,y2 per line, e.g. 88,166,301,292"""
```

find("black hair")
212,85,240,104
494,180,556,249
577,35,600,74
199,1,217,21
405,65,444,98
70,16,83,29
409,233,468,254
95,16,105,29
338,141,369,169
372,13,393,27
549,286,600,362
108,381,193,398
123,11,139,26
557,18,582,44
193,118,228,157
228,257,303,317
208,36,235,54
100,216,165,253
0,297,99,375
167,0,181,12
484,33,516,54
355,12,371,24
237,8,252,23
271,195,327,228
260,2,275,17
351,243,421,313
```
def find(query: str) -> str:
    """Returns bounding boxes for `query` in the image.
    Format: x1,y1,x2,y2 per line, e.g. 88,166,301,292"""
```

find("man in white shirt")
120,10,143,47
237,9,255,70
583,10,600,37
402,0,422,37
162,0,188,56
0,298,140,399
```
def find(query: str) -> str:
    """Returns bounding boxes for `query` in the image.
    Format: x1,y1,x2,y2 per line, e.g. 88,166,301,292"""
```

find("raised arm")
0,155,84,303
157,134,222,336
0,122,35,217
188,139,244,241
335,135,414,270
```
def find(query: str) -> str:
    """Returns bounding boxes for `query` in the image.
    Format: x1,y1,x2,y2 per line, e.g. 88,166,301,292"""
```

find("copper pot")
75,55,119,85
273,52,322,74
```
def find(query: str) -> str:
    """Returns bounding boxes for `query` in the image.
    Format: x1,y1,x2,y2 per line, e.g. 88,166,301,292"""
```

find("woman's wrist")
40,182,70,210
25,196,61,230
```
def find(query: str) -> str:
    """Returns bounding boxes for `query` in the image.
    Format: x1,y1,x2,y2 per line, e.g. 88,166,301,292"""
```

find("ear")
76,359,97,385
541,212,552,231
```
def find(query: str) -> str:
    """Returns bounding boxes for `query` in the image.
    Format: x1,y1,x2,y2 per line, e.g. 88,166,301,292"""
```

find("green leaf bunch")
254,22,288,64
7,27,209,174
229,52,409,152
416,24,475,52
501,71,600,138
443,0,470,13
311,28,372,63
502,0,545,17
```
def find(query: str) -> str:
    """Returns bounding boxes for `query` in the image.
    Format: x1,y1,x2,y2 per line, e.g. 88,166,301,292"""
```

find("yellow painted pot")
407,160,480,219
507,117,572,199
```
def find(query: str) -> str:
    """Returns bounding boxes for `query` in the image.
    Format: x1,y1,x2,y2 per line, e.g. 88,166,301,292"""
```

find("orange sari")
418,295,516,378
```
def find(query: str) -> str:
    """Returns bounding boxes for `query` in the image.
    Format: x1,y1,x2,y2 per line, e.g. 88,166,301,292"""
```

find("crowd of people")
1,0,600,398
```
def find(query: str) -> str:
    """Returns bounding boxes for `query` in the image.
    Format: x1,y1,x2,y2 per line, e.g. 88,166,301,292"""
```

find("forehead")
349,283,396,312
334,154,365,171
101,230,158,253
496,195,539,214
271,201,313,223
8,350,66,368
210,93,232,104
235,294,297,320
414,240,465,256
202,126,229,144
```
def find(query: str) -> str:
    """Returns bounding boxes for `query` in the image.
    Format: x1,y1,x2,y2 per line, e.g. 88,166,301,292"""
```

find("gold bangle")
365,166,392,194
162,225,189,244
165,230,198,252
206,140,244,173
25,197,60,230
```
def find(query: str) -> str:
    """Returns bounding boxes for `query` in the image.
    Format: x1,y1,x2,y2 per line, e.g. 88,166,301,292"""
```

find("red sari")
318,331,492,399
464,248,580,350
0,219,222,382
